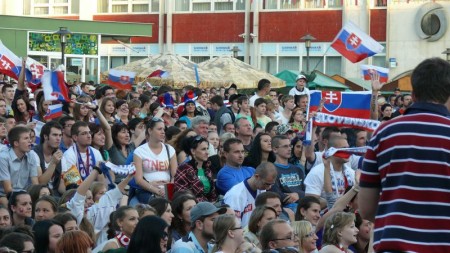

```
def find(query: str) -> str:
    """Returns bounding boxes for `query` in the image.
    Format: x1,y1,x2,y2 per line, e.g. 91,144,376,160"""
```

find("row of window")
28,0,443,16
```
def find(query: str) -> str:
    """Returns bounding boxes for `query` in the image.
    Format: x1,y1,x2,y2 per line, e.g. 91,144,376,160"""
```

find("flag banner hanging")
314,112,380,132
331,21,384,63
309,90,372,119
42,70,70,102
323,146,369,159
108,69,136,90
361,64,389,83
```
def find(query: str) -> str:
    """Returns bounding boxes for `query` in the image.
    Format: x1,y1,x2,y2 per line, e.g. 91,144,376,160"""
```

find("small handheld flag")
331,21,384,63
44,104,63,120
148,69,169,78
361,65,389,83
108,69,136,90
42,70,70,102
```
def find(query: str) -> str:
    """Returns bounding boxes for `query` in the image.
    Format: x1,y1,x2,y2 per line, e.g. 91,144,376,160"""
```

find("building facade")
1,0,448,85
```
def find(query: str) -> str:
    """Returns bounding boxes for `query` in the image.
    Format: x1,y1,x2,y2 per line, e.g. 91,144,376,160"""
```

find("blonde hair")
322,212,355,247
56,230,93,253
292,220,313,253
90,182,106,202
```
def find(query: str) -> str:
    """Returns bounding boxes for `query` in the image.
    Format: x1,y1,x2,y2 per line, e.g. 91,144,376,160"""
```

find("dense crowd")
0,57,448,253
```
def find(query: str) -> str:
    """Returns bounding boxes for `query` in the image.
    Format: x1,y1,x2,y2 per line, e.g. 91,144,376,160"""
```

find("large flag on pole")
361,65,389,83
331,21,384,63
309,90,372,119
108,69,135,90
0,40,22,79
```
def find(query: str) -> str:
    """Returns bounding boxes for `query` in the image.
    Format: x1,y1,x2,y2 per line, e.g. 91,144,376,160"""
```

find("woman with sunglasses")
174,135,217,202
133,117,178,204
292,221,318,253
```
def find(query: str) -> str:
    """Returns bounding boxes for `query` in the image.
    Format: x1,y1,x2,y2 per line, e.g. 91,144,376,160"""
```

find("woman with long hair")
169,193,197,244
244,206,277,249
8,191,33,226
56,230,93,253
167,128,196,165
212,214,244,253
96,206,139,252
178,100,201,128
288,135,306,173
62,92,77,117
148,198,174,226
320,212,359,253
114,100,130,125
242,133,276,169
292,220,318,253
53,212,79,232
295,196,322,230
73,96,93,122
34,98,53,123
289,107,306,133
126,216,169,253
89,122,109,161
109,123,134,166
99,97,117,124
132,117,178,204
33,220,64,253
174,136,217,202
12,95,34,123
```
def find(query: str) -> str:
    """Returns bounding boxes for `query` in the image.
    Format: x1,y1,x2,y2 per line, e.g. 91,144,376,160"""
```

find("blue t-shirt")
216,164,255,195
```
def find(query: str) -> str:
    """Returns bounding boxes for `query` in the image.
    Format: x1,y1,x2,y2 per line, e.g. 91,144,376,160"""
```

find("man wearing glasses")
61,121,104,189
260,219,299,251
223,162,278,227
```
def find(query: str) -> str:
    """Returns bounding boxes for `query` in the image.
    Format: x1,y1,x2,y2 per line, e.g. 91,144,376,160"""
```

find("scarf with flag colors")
42,70,70,102
361,65,389,83
108,69,136,90
331,21,384,63
323,147,368,159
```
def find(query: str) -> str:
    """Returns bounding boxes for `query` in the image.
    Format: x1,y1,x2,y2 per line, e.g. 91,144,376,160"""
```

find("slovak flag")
309,90,372,119
26,57,48,91
148,69,169,78
41,70,71,102
108,69,136,90
0,40,22,79
361,65,389,83
44,104,63,120
331,21,384,63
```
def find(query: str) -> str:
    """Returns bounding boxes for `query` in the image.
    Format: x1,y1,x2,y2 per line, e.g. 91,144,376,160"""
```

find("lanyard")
329,166,349,196
76,145,91,180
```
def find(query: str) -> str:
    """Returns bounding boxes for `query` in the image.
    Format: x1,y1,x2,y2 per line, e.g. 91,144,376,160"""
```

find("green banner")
29,32,98,55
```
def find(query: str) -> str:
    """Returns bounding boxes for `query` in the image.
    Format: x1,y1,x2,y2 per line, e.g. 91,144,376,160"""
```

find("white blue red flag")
148,69,169,78
44,104,63,120
25,57,47,91
309,90,372,119
108,69,135,90
331,21,384,63
42,70,70,102
361,65,389,83
0,40,22,79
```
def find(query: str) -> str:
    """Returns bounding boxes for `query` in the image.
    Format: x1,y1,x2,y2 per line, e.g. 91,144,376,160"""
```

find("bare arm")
17,58,26,91
370,70,384,121
305,124,317,163
358,187,380,222
77,169,100,197
2,181,12,195
133,155,164,196
38,150,63,184
169,152,178,183
92,103,113,150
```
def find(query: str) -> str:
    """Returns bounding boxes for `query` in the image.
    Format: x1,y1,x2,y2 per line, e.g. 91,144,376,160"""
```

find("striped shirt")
360,102,450,253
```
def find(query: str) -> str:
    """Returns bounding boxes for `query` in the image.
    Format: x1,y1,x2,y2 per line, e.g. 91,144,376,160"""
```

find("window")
112,4,128,12
53,6,68,14
261,56,277,74
372,56,386,68
151,0,159,12
132,4,148,12
130,56,147,62
305,0,325,9
111,57,126,68
98,0,108,13
215,1,233,11
100,56,109,73
279,57,300,72
34,7,49,14
191,56,210,64
264,0,278,10
236,0,245,10
280,0,300,10
302,56,324,73
325,56,341,76
175,0,190,11
193,2,211,11
30,0,75,15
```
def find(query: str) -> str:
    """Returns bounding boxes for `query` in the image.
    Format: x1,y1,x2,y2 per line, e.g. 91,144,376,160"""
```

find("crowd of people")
0,56,448,253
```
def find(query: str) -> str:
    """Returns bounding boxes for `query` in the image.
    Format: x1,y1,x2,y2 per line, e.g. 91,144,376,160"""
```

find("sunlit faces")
301,225,318,252
293,109,304,123
239,100,250,112
104,100,116,115
194,123,209,138
208,124,217,133
382,105,393,118
46,127,63,149
117,128,130,146
265,198,282,217
296,79,306,89
201,212,218,240
271,222,299,249
0,100,6,115
48,224,64,253
11,194,32,218
223,123,235,134
79,104,90,117
255,102,267,115
340,221,359,245
273,138,292,160
298,96,308,110
35,200,56,221
181,200,196,223
207,131,219,150
64,220,79,232
119,209,139,237
148,122,166,142
230,218,245,245
161,204,174,225
185,102,196,113
192,141,209,162
260,134,272,153
224,142,245,167
0,122,6,139
3,87,14,101
93,186,106,203
84,190,94,210
300,203,321,226
198,94,208,107
357,219,373,242
236,119,252,137
284,99,296,110
92,128,106,147
74,126,92,147
5,117,16,132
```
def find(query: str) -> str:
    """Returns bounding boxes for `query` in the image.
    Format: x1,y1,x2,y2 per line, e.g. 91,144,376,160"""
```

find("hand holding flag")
361,65,389,83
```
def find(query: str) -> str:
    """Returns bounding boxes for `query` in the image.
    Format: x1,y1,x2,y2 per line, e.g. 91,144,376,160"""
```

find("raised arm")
91,102,113,150
17,58,27,91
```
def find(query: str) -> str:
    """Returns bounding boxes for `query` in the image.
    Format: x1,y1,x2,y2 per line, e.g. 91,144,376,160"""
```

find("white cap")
296,74,307,81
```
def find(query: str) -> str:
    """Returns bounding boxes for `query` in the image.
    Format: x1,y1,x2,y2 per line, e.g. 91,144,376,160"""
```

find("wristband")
93,166,103,175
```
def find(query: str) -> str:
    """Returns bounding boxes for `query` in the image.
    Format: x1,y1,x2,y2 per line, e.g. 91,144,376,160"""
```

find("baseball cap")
190,202,227,223
296,74,307,81
88,85,96,91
